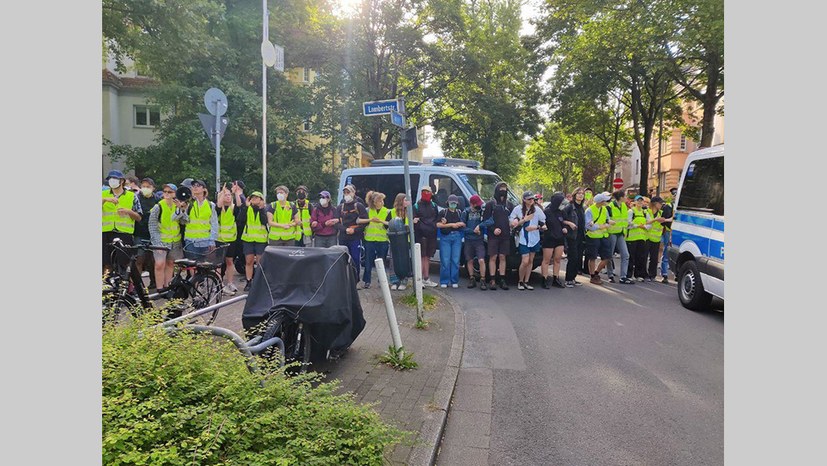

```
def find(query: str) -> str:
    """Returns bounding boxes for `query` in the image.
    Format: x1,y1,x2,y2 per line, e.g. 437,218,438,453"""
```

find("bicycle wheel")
188,272,223,325
259,311,312,374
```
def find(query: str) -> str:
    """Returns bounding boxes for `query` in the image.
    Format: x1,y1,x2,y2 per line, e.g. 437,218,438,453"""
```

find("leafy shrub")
103,311,402,465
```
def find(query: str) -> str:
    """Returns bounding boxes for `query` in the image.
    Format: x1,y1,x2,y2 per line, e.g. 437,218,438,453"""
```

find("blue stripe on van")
672,230,725,261
674,212,724,232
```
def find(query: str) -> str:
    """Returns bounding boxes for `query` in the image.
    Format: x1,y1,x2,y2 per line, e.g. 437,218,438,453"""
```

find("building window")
680,134,688,151
303,67,311,82
635,159,639,175
134,105,160,127
303,119,312,132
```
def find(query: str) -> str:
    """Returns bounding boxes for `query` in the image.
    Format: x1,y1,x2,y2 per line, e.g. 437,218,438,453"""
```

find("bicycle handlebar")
109,238,170,253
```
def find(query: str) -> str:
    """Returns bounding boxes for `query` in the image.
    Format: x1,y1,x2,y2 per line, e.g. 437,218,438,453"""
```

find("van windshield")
458,173,519,204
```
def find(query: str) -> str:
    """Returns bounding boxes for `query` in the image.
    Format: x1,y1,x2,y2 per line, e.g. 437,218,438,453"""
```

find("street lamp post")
262,0,268,197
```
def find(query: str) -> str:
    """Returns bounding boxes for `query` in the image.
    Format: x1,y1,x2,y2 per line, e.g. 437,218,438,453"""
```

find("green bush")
103,311,402,465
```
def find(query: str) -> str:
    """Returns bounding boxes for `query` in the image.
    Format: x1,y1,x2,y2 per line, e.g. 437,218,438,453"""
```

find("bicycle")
154,243,229,324
256,307,315,374
102,239,227,325
102,238,170,324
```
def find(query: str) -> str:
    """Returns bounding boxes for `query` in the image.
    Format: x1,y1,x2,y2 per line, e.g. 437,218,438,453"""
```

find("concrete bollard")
375,258,403,351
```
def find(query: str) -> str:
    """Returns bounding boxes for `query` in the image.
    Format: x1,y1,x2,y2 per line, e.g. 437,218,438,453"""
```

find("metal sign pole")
262,0,268,198
215,102,221,194
398,97,422,314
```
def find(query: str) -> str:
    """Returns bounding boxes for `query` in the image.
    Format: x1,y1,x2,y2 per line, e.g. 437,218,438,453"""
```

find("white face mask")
344,195,353,203
277,193,286,202
319,198,329,207
140,187,154,197
108,178,121,189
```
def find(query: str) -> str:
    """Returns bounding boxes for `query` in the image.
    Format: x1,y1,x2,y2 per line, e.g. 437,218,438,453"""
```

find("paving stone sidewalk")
207,276,463,466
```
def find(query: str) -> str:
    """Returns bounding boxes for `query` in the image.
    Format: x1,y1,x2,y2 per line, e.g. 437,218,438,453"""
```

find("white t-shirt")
509,205,546,247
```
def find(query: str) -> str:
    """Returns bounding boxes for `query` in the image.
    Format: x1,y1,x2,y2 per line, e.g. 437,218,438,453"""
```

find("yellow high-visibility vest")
102,190,136,234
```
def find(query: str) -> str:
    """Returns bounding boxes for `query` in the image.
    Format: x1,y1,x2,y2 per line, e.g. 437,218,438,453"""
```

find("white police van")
338,157,533,272
667,145,724,311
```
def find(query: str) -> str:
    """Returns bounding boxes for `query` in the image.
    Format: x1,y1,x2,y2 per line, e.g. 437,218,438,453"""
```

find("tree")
518,123,605,195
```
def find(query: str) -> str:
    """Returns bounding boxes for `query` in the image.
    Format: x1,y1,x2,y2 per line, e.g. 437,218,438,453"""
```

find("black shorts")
464,239,486,262
487,234,511,256
216,240,238,259
242,241,267,257
542,235,566,249
585,236,612,260
415,233,437,258
102,231,133,268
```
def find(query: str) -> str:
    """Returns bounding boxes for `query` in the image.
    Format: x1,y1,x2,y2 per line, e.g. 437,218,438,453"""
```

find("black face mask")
297,192,307,200
497,189,507,199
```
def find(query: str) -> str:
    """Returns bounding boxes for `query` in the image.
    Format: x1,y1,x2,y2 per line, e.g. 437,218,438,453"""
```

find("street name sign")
363,99,399,116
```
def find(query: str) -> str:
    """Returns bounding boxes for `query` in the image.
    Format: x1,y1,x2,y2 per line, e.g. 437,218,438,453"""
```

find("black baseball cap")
191,179,207,188
234,180,245,189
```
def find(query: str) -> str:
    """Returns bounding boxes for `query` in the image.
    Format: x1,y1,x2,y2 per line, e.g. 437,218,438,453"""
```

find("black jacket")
564,199,586,242
543,193,567,241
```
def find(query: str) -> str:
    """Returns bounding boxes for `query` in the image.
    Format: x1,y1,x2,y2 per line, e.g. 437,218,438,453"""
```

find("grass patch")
378,346,419,370
400,292,438,310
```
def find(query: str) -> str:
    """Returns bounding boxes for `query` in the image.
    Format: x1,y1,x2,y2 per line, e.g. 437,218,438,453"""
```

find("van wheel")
677,261,713,311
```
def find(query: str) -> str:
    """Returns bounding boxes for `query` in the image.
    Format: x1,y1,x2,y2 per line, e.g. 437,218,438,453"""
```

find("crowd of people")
102,169,676,296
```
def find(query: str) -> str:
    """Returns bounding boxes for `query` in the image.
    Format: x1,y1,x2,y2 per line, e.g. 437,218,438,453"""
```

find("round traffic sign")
204,88,228,117
612,177,624,189
261,40,277,67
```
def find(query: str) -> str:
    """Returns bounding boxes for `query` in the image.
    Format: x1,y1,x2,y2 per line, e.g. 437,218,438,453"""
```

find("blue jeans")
341,238,363,280
605,233,630,279
363,241,389,285
439,232,463,285
661,230,671,277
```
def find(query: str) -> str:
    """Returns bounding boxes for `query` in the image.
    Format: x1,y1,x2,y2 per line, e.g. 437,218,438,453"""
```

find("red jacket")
310,204,339,236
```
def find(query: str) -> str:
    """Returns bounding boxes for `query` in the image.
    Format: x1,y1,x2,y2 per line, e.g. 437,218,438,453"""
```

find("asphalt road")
439,260,724,466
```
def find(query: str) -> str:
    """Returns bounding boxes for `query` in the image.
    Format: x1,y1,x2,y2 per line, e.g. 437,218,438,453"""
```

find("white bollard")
413,242,424,320
375,258,403,351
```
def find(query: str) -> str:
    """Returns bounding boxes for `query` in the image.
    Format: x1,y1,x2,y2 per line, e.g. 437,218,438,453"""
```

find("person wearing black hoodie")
541,192,569,289
481,181,515,290
563,187,587,287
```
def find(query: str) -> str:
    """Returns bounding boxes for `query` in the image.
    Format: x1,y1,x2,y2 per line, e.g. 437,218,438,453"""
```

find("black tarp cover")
241,245,365,351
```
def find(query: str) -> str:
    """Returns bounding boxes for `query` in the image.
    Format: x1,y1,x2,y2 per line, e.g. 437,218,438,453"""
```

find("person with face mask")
605,190,634,285
389,193,412,290
481,181,515,290
413,186,439,287
133,177,160,289
148,183,186,290
337,184,369,287
625,195,652,282
267,185,298,247
581,187,595,275
461,194,487,290
215,184,241,295
510,191,546,290
102,170,143,274
310,190,340,248
238,191,269,291
541,192,568,289
436,194,466,288
358,191,393,289
293,185,313,247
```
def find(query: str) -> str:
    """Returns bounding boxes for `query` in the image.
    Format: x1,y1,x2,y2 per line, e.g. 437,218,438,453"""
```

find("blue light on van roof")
432,158,446,166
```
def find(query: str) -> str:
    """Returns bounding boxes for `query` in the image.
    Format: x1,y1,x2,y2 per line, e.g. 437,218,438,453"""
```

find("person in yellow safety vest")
102,169,143,274
239,191,269,292
148,183,186,289
659,187,677,283
605,190,635,284
626,195,652,281
179,179,218,261
645,196,668,282
583,192,616,285
267,185,299,247
357,191,392,289
216,184,241,295
293,185,314,247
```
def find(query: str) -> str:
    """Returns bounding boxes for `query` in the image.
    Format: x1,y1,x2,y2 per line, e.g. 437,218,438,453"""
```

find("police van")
667,145,724,311
338,157,534,272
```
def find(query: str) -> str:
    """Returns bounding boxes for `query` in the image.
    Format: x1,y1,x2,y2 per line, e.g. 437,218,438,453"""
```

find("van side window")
677,157,724,216
429,175,467,209
348,174,420,208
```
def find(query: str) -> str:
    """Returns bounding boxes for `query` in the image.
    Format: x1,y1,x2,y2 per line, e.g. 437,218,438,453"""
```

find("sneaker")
364,282,371,289
499,279,509,290
573,280,583,286
452,284,459,288
397,283,407,291
489,280,497,290
590,274,602,285
645,277,653,282
222,285,236,296
480,280,488,290
243,281,251,292
619,277,635,285
564,280,575,288
541,277,550,289
423,279,438,287
440,284,448,288
608,276,616,283
524,282,534,290
517,282,526,290
467,278,477,289
552,277,566,288
661,276,669,284
636,277,644,282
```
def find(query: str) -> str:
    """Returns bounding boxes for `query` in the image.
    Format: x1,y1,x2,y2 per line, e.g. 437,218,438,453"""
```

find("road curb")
407,289,465,466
